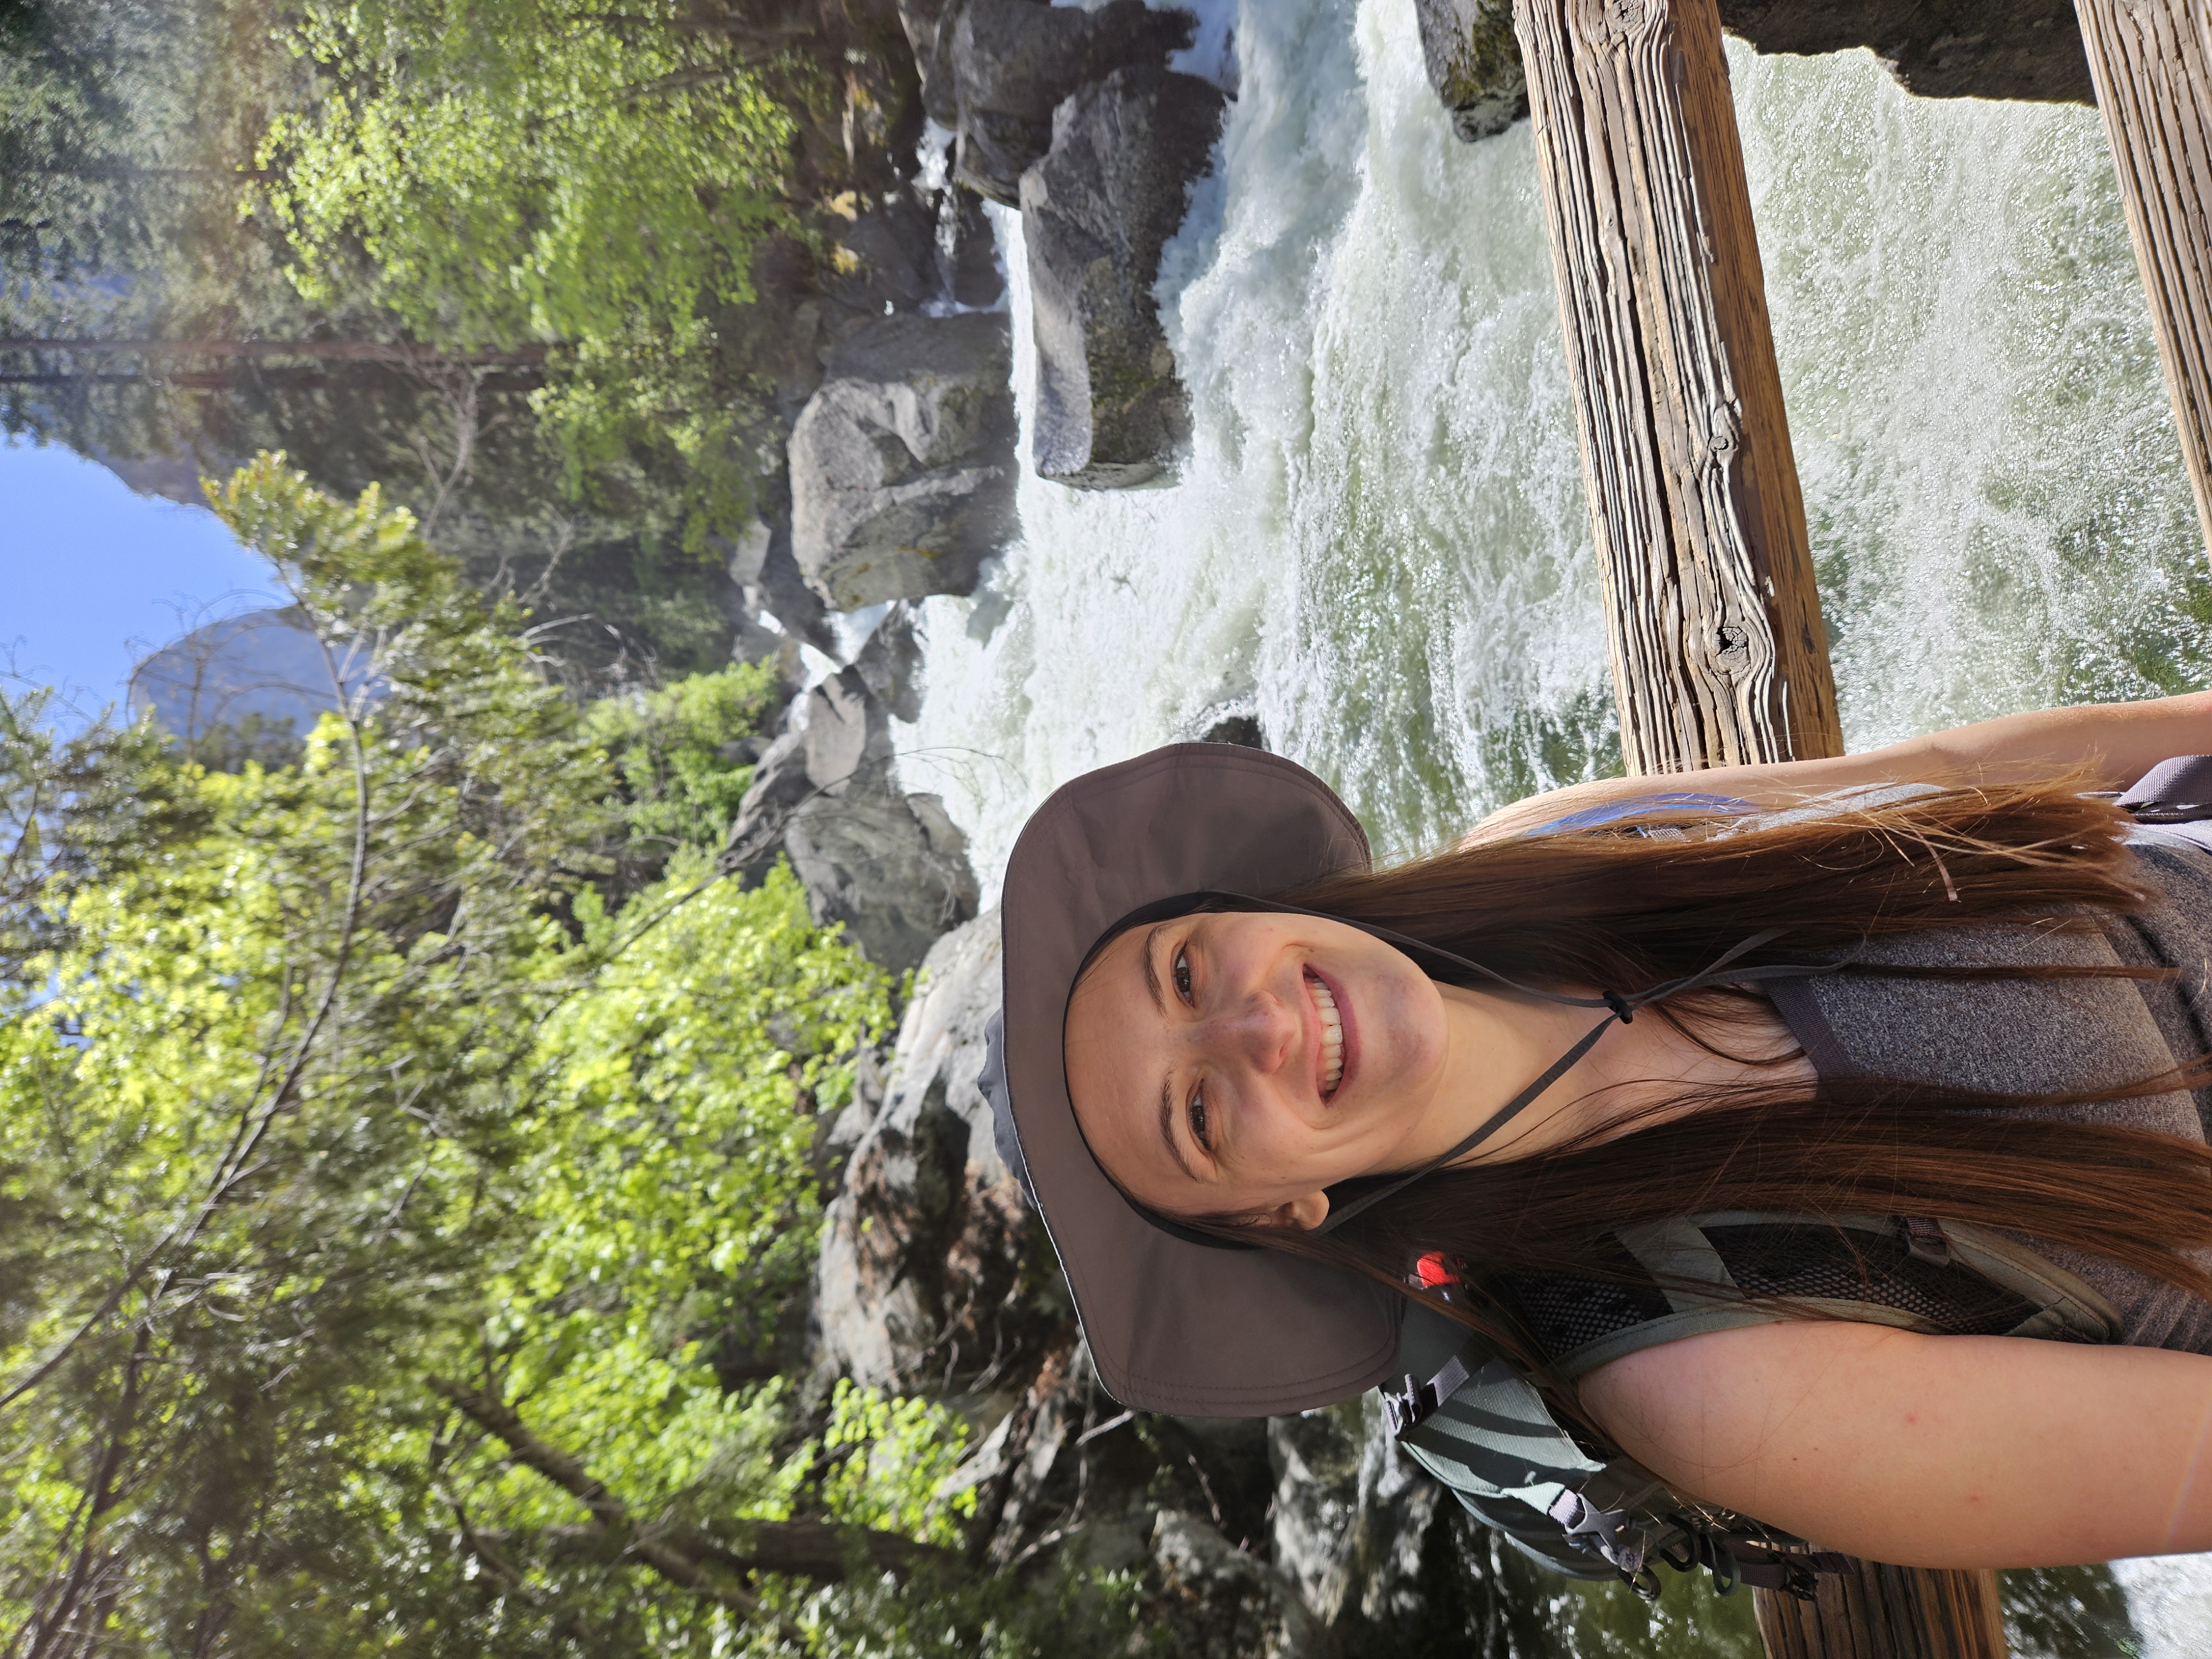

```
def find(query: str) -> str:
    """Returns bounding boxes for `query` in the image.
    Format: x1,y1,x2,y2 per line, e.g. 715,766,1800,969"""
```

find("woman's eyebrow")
1141,924,1167,1013
1159,1080,1200,1182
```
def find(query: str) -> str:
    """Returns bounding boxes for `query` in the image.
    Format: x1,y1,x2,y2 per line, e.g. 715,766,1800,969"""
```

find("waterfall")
896,0,2209,895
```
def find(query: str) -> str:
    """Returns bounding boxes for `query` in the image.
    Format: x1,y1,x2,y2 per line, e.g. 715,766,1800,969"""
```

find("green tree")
255,0,808,547
0,457,1021,1655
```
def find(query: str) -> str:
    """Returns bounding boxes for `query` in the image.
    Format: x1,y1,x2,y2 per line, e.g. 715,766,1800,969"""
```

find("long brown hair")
1205,779,2212,1404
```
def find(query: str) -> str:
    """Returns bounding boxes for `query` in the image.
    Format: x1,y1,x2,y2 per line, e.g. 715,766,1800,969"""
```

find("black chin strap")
1168,894,1849,1236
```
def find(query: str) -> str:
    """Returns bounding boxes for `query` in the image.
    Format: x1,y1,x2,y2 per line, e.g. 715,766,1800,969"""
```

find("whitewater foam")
898,1,2209,895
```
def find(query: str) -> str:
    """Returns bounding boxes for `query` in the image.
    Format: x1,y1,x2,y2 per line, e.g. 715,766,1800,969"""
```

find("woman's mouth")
1308,971,1345,1097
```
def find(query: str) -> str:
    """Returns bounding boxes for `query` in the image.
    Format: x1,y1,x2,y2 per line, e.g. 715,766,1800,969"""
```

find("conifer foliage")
0,460,1081,1656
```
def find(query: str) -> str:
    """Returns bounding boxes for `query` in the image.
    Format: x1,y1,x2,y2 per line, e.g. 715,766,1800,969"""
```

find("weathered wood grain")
1510,2,2005,1650
2077,0,2212,563
1512,0,1842,773
1754,1553,2010,1659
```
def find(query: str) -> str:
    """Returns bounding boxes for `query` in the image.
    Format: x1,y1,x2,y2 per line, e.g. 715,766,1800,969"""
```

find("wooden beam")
1755,1555,2010,1659
2075,0,2212,562
1512,0,1841,775
1509,1,2004,1651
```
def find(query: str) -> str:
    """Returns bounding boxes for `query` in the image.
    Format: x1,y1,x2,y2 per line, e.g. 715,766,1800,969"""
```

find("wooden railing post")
2075,0,2212,562
1512,0,1841,776
1756,1557,2011,1659
1509,0,2004,1652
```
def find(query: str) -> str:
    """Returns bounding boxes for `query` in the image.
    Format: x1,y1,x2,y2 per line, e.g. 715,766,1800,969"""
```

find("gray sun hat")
979,743,1402,1417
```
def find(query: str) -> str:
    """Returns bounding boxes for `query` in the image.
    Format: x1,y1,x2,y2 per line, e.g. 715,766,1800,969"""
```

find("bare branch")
425,1378,957,1593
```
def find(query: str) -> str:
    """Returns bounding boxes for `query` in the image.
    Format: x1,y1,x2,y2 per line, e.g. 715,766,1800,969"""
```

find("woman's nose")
1196,990,1296,1074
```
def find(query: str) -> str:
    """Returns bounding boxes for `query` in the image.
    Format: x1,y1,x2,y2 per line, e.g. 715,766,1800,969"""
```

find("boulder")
1268,1396,1562,1655
1147,1510,1324,1659
836,194,946,315
938,182,1008,311
826,181,1003,316
813,911,1045,1389
1021,66,1224,489
785,789,979,973
942,0,1196,205
788,311,1018,609
1717,0,2093,104
896,0,962,126
1200,713,1265,749
720,669,975,974
1418,2,2093,141
1413,0,1525,142
853,601,925,723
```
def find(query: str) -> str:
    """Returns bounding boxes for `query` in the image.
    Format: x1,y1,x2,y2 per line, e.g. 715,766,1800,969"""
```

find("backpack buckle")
1382,1353,1472,1438
1383,1373,1432,1437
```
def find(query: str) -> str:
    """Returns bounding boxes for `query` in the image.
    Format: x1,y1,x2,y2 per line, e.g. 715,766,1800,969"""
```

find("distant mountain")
128,607,367,744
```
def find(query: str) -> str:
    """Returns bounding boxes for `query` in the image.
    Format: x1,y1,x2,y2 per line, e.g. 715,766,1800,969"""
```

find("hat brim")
998,744,1402,1415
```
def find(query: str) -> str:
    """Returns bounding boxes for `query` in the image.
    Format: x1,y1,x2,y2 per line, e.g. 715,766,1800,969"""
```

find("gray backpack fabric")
1384,1211,2124,1599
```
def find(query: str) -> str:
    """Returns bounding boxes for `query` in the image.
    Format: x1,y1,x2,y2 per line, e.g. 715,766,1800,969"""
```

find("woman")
984,690,2212,1578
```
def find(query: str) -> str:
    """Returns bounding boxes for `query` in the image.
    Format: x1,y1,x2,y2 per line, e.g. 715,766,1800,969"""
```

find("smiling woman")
987,691,2212,1582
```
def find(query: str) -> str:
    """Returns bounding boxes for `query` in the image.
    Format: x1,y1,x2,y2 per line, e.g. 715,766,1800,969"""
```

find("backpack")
1382,1211,2124,1600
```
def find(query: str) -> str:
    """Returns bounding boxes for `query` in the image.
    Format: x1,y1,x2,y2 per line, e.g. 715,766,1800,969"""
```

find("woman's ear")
1256,1190,1332,1233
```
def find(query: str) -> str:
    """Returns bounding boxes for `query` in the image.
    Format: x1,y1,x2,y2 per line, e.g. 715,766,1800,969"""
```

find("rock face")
128,607,372,747
786,791,979,978
721,667,978,974
1021,66,1225,489
1148,1510,1325,1659
1413,0,1526,142
1268,1397,1566,1656
1417,0,2094,142
938,0,1196,205
788,311,1018,609
1719,0,2093,103
813,911,1047,1390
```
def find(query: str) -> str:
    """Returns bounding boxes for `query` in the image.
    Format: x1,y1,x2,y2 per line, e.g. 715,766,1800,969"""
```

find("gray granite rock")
1020,65,1224,489
784,789,978,974
813,912,1035,1389
719,668,975,974
942,0,1196,205
1415,1,2094,144
1413,0,1525,142
788,311,1017,608
852,601,925,723
1718,0,2093,104
1148,1510,1324,1659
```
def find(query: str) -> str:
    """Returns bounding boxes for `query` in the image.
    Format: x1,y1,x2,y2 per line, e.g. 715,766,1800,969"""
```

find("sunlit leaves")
0,459,977,1653
252,0,800,542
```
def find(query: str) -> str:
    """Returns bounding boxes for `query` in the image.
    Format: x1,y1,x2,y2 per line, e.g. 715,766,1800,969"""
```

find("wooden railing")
1508,0,2005,1652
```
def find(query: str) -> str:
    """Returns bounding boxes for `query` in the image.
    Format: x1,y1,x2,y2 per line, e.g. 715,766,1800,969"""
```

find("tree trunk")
0,339,547,364
1512,0,1841,775
1755,1557,2010,1658
2075,0,2212,564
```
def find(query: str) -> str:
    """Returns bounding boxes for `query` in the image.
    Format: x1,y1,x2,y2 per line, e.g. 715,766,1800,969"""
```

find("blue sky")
2,441,280,719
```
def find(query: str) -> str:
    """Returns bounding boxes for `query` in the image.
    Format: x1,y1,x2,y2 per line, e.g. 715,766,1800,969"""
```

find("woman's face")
1063,909,1452,1224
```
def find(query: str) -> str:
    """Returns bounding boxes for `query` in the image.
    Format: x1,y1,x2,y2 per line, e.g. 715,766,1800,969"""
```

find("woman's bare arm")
1580,1319,2212,1568
1468,690,2212,844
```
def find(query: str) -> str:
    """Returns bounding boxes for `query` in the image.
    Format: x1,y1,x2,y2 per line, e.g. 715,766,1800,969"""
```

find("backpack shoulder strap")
1543,1212,2124,1380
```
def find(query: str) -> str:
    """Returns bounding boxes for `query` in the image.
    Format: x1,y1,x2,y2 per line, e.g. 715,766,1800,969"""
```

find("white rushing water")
889,4,2212,1642
896,0,2211,894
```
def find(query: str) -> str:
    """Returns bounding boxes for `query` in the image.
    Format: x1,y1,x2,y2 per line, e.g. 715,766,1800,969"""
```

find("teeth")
1311,974,1344,1094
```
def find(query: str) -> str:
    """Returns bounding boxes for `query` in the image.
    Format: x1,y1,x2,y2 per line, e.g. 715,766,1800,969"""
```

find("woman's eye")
1188,1087,1211,1152
1172,945,1193,1003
